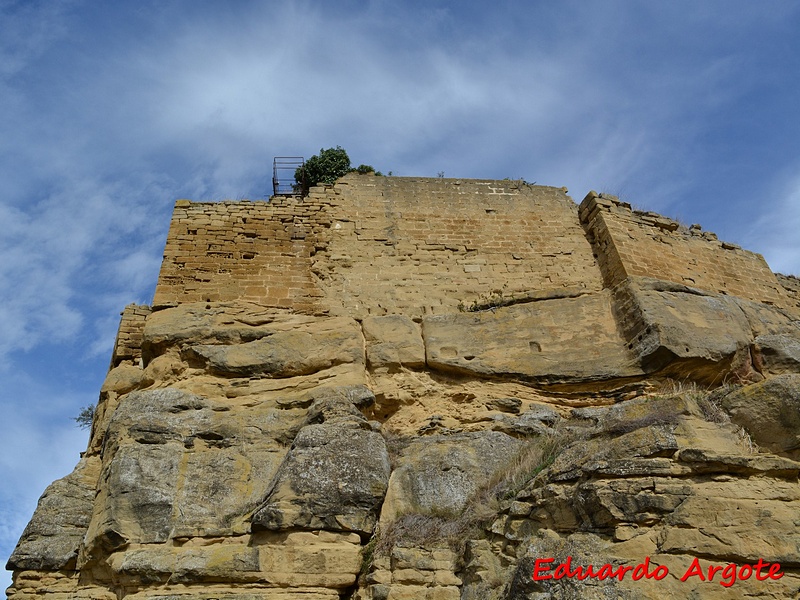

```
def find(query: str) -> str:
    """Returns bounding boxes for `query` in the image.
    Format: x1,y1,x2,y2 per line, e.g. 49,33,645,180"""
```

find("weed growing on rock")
484,426,577,500
736,427,757,453
359,535,378,579
375,513,469,556
696,394,730,424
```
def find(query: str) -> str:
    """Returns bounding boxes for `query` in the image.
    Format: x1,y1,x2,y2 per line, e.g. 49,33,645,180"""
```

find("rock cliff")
7,175,800,599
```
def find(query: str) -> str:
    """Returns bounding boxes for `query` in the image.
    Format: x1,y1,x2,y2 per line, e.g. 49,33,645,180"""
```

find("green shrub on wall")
295,146,381,193
295,146,351,191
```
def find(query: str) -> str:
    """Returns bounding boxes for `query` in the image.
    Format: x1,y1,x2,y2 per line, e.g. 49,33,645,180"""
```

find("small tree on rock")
74,404,95,430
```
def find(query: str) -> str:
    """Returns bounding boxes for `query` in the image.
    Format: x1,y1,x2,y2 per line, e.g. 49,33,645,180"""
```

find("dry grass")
374,425,580,557
653,380,758,453
484,425,579,499
696,394,730,424
374,513,470,556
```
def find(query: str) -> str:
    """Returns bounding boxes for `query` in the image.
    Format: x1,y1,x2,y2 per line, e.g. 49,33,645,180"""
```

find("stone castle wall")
579,192,790,308
109,304,151,367
152,174,793,317
314,178,603,318
153,177,604,319
151,197,325,312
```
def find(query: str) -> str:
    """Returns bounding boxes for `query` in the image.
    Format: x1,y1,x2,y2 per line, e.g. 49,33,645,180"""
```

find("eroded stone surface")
615,279,754,379
718,374,800,460
380,431,522,523
754,333,800,375
423,291,641,383
363,314,425,370
7,457,100,571
252,422,391,534
186,316,363,377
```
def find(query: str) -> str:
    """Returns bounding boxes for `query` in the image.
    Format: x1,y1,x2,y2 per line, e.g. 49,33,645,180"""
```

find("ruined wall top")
152,174,795,317
153,175,603,317
579,192,792,310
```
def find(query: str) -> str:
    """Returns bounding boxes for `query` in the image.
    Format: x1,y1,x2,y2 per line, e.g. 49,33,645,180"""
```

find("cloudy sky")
2,0,800,588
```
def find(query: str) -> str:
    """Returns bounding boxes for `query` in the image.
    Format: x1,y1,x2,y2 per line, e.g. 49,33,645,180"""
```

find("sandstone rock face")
184,316,363,378
362,315,425,370
7,457,100,571
718,374,800,460
612,279,753,380
380,431,522,523
252,390,391,534
754,334,800,375
9,179,800,600
423,291,642,383
83,386,292,557
459,393,800,600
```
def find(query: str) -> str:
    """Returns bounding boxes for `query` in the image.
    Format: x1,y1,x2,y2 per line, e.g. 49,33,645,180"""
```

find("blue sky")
2,0,800,589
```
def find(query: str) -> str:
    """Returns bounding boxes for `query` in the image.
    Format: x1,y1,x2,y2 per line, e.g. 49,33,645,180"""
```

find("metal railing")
272,157,305,196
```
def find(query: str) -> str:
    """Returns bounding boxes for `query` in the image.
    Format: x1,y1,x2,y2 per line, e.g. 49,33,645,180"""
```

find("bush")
295,146,352,191
74,404,95,429
294,147,381,193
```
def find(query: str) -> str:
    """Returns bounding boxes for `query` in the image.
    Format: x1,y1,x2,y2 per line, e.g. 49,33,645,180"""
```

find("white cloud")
0,173,168,362
0,0,73,78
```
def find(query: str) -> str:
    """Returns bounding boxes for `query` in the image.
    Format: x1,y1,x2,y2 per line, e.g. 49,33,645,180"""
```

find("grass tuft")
374,425,580,557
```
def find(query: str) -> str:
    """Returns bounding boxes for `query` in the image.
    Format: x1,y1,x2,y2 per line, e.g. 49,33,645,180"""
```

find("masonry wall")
109,304,151,367
152,177,793,320
579,192,792,310
314,177,603,318
152,197,329,312
153,175,605,318
777,274,800,313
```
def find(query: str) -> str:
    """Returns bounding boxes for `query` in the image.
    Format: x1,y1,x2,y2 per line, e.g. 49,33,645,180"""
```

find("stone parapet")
579,191,792,310
109,304,151,368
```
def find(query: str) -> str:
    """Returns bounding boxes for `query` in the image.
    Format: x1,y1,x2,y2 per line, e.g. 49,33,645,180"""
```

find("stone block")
718,374,800,460
380,431,522,522
252,420,390,534
424,291,640,383
362,315,425,369
614,279,753,379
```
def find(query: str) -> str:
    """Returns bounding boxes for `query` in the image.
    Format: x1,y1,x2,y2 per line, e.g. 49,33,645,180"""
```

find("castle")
114,174,797,382
8,175,800,599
